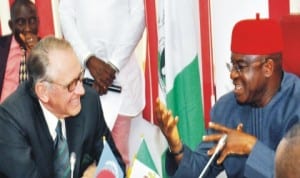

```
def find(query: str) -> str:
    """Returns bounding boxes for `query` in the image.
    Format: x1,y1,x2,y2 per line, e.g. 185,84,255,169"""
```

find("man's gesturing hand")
202,122,257,164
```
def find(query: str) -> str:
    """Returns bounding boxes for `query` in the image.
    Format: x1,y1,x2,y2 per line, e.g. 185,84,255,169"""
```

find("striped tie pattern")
19,48,28,82
54,121,71,178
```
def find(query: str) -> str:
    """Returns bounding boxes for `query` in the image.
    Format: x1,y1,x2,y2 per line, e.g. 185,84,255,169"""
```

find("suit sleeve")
0,107,41,178
244,141,274,178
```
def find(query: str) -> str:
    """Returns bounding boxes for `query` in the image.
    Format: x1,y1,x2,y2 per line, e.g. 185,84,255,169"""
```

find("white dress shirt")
59,0,145,124
39,101,67,141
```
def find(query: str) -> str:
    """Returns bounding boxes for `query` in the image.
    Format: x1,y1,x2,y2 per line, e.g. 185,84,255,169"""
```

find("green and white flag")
129,139,160,178
158,0,205,177
144,0,206,177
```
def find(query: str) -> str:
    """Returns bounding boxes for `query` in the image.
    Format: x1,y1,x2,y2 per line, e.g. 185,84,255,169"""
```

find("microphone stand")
70,152,76,178
199,134,227,178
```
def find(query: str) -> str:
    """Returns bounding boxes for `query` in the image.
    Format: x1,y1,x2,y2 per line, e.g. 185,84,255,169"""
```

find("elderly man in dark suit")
0,0,39,103
0,36,125,178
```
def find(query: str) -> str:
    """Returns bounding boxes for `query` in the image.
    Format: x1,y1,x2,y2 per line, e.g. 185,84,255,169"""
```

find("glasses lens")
67,80,77,92
226,63,232,71
67,69,84,92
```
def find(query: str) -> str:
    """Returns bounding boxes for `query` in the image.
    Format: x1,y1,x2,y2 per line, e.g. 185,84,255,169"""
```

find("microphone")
198,134,227,178
82,78,122,93
70,152,76,178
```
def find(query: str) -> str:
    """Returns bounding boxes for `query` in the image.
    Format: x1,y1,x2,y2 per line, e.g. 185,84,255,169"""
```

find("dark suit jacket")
0,81,125,178
0,35,12,98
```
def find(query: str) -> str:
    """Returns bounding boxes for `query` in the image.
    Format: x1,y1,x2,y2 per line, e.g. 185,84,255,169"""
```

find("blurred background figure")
0,0,39,103
275,123,300,178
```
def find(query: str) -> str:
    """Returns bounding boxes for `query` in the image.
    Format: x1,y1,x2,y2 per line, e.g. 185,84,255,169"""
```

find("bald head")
275,123,300,178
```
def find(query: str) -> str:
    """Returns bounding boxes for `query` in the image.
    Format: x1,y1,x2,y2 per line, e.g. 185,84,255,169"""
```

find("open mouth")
233,82,244,96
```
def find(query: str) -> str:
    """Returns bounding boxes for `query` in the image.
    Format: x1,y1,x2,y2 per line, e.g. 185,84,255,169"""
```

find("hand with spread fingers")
86,56,116,95
203,122,257,165
155,99,184,162
155,99,181,147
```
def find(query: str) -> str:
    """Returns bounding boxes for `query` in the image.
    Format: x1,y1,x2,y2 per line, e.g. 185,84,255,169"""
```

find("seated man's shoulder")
81,84,99,103
215,92,236,106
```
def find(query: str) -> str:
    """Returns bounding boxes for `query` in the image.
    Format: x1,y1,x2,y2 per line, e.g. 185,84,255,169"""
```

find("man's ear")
35,82,49,102
263,58,274,77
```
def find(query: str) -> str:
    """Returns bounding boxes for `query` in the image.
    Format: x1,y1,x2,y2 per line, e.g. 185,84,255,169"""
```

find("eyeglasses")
44,68,85,92
14,17,38,26
226,58,267,73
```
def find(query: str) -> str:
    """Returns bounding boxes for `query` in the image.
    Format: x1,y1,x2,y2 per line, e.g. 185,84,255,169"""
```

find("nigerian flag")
129,139,160,178
158,0,205,177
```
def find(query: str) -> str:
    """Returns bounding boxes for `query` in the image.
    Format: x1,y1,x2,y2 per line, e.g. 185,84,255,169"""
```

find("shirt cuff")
83,54,95,68
107,61,119,73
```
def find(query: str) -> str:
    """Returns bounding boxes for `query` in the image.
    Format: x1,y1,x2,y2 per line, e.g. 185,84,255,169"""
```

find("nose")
230,69,240,80
227,63,239,80
23,20,37,33
22,25,32,35
74,81,85,96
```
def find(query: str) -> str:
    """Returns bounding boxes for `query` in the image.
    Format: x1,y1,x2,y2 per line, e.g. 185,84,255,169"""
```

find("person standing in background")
59,0,146,169
0,0,39,103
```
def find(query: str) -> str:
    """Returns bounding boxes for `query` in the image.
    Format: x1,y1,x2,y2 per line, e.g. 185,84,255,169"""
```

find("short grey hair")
26,36,73,88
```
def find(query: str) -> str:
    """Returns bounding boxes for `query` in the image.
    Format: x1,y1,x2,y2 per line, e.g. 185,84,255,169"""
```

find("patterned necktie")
19,48,28,82
53,121,71,178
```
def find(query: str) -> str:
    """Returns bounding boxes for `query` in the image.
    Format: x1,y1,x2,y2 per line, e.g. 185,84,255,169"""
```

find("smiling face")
43,48,85,118
229,54,270,106
29,37,85,119
9,2,39,45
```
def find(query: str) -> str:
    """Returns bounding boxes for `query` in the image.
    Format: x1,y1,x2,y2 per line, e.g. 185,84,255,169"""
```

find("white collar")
39,101,67,141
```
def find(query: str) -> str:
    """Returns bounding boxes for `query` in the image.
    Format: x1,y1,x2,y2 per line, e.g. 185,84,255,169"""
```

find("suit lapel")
27,90,56,176
28,84,53,147
33,100,56,176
